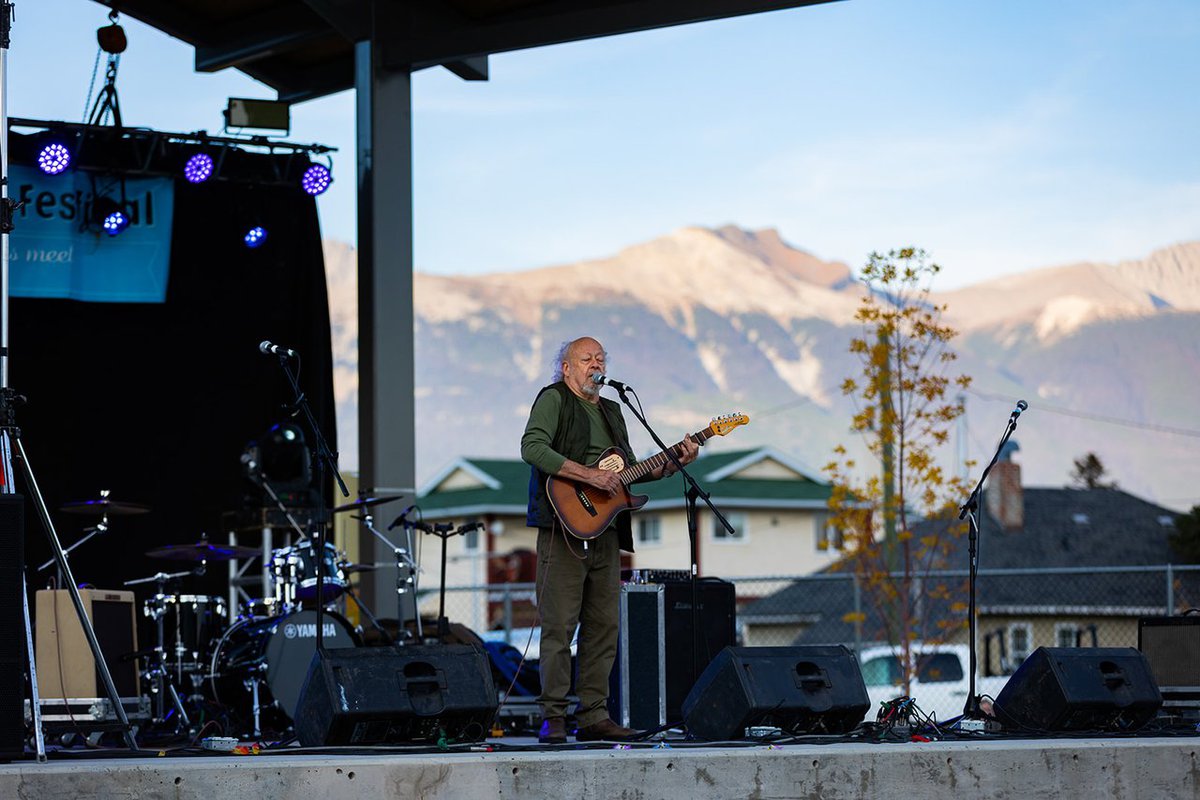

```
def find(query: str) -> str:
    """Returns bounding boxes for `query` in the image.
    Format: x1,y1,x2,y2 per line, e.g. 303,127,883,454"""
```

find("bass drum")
208,609,361,734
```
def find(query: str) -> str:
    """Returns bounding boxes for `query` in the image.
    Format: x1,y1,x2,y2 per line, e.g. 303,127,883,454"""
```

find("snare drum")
208,608,360,732
271,541,348,604
143,593,228,672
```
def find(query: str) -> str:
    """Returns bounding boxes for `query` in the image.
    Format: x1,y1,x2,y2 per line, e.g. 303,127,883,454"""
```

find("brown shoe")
575,718,639,742
538,716,567,744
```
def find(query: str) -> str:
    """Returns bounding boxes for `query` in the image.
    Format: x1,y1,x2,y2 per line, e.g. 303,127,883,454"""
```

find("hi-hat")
332,494,404,514
61,498,151,516
146,542,259,561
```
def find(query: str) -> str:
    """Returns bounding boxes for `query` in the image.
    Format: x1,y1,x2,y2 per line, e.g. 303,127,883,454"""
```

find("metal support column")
355,37,418,624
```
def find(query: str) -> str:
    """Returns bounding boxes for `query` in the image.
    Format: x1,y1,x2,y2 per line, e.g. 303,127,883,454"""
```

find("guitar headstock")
708,413,750,437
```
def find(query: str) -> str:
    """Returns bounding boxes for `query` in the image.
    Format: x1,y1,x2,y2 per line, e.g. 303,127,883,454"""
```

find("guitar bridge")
575,488,598,517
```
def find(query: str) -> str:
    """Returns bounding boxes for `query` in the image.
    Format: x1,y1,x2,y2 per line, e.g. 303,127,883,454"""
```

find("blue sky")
10,0,1200,288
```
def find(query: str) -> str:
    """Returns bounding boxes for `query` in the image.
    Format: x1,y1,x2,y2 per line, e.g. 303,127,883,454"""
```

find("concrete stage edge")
1,737,1197,799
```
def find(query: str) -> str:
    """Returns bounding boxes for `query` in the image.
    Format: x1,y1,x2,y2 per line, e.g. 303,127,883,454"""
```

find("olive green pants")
536,526,620,726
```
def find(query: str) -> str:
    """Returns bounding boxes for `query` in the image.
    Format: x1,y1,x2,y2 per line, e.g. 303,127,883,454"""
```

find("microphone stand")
958,401,1025,721
607,383,733,721
266,351,348,658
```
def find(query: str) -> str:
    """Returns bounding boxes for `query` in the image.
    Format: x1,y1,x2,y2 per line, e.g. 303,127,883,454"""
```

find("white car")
857,643,1010,724
479,626,578,662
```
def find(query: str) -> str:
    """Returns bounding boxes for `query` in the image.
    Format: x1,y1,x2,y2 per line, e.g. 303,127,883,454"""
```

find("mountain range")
323,227,1200,512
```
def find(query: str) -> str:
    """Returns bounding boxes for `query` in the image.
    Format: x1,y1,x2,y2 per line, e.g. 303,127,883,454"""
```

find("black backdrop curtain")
8,161,337,618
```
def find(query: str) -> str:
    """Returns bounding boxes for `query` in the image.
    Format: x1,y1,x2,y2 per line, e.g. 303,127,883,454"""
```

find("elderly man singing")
521,336,698,744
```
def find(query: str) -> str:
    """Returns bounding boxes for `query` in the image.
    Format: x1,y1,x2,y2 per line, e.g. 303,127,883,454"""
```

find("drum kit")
56,490,409,739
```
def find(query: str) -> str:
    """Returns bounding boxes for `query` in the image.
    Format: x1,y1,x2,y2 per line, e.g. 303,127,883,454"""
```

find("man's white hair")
550,338,608,382
551,340,572,382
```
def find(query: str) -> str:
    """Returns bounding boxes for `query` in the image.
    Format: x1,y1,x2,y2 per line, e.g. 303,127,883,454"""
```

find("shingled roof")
415,447,833,518
741,484,1190,647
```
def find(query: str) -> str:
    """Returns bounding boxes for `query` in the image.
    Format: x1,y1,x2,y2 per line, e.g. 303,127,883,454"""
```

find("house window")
1055,623,1081,648
636,516,662,546
1008,622,1034,667
713,511,747,542
815,516,844,552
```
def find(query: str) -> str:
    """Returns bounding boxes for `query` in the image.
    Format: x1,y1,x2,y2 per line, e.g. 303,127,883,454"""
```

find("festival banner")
7,164,174,303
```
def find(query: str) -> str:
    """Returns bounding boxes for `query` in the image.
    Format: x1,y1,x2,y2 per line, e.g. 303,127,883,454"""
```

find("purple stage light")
300,164,332,195
244,226,268,248
184,152,214,183
37,142,72,175
102,210,130,236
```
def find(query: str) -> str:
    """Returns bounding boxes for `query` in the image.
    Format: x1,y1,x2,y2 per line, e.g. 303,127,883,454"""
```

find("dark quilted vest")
525,381,636,552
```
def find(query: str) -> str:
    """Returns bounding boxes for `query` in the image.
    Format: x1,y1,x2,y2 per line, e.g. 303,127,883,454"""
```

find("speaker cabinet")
994,647,1162,731
0,495,24,762
682,645,870,741
663,579,736,722
294,644,498,746
1139,617,1200,702
35,589,140,700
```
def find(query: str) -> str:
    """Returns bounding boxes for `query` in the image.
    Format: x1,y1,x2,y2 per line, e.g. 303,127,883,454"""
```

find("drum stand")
124,571,195,731
355,507,421,642
35,514,107,585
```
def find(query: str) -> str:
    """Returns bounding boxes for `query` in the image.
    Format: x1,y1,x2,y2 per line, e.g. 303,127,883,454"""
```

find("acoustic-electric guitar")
546,413,750,540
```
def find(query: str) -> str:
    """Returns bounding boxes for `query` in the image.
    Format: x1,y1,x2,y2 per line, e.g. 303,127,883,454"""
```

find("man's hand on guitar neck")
555,459,624,496
658,433,700,479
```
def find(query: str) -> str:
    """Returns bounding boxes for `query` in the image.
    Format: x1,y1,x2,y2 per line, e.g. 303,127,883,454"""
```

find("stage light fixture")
244,226,268,248
300,164,332,196
93,197,130,237
259,422,311,490
37,142,72,175
183,152,215,183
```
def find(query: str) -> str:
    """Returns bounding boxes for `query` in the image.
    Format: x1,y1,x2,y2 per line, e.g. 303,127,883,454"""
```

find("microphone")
592,373,631,391
259,340,298,358
1010,399,1028,420
387,504,417,531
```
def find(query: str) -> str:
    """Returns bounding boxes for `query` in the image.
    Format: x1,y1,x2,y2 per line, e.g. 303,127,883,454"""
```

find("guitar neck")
620,427,715,484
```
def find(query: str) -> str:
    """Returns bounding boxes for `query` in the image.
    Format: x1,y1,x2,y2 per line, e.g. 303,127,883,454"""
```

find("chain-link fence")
420,565,1200,723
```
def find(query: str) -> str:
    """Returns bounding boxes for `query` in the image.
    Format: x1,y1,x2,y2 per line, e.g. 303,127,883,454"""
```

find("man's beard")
581,378,599,396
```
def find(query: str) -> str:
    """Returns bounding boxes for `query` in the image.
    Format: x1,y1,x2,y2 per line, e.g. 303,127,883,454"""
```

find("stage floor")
1,733,1198,800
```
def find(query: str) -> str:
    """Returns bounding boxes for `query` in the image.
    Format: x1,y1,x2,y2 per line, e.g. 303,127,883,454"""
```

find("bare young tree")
825,248,974,695
1069,452,1118,490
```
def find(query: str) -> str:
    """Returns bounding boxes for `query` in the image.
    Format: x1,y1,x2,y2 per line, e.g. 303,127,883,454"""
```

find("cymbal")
332,494,404,514
145,542,260,561
61,498,151,516
340,562,378,574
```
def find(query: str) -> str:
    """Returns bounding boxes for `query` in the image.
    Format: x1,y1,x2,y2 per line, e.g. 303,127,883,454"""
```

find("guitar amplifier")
663,578,737,723
35,589,140,700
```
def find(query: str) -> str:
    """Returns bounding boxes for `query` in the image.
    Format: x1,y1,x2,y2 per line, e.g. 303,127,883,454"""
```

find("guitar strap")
595,399,630,463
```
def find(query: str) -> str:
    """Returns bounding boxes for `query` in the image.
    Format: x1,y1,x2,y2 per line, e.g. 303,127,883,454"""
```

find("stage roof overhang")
93,0,839,103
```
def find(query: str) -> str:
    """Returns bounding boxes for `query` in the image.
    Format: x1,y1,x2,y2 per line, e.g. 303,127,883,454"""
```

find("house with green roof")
412,447,841,632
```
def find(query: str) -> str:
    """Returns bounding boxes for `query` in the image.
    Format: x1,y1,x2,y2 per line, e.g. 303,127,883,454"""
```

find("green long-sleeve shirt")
521,389,626,474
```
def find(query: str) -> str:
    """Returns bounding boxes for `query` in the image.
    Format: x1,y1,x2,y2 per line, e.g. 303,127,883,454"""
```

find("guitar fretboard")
619,426,716,484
